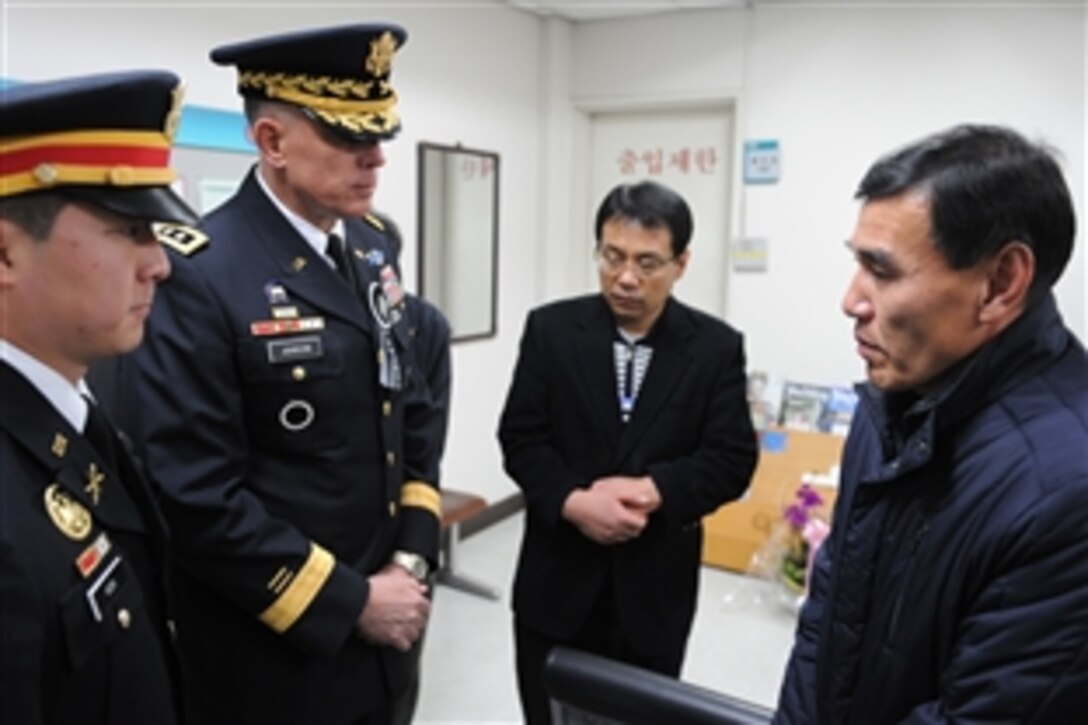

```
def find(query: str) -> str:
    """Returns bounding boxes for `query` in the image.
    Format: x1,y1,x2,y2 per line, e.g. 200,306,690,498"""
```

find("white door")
587,107,734,318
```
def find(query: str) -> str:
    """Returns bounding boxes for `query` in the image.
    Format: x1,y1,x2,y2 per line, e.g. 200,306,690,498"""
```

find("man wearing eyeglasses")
498,180,759,723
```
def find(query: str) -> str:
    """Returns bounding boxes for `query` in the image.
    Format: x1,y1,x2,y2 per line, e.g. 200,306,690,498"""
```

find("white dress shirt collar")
255,168,346,265
0,340,90,430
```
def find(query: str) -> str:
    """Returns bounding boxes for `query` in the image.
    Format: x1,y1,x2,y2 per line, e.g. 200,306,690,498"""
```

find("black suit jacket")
0,362,178,724
125,170,440,724
498,295,758,655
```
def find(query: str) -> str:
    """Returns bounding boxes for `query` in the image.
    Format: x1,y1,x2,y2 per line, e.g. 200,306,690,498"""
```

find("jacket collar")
234,169,371,333
859,294,1070,468
572,295,696,464
1,362,147,534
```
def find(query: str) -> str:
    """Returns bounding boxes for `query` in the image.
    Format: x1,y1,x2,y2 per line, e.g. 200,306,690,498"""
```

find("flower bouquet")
751,481,830,609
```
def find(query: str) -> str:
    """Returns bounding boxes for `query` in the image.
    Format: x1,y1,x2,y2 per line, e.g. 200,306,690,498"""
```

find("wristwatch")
391,551,429,582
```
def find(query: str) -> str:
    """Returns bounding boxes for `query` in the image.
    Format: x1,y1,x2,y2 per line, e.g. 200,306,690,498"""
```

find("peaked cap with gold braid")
210,23,407,142
0,70,197,225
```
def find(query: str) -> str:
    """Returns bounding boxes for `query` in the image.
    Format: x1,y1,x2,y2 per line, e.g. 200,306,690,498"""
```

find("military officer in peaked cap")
0,70,197,724
111,24,441,725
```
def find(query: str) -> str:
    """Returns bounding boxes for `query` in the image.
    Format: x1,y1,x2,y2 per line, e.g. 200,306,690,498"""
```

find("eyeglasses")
596,246,676,278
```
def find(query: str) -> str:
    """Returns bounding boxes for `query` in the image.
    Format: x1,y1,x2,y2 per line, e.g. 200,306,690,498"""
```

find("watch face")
395,552,427,580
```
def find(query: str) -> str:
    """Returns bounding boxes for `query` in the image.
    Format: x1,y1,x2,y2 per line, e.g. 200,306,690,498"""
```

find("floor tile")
416,513,796,723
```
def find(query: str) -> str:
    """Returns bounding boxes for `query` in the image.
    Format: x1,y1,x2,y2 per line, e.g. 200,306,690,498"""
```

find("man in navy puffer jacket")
775,124,1087,723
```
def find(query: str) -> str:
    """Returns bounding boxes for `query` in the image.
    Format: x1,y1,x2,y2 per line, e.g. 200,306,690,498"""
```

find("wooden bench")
437,490,500,600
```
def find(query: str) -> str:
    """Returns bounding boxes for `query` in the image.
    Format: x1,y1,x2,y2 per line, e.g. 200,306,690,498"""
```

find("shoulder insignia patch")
152,222,210,257
363,214,386,232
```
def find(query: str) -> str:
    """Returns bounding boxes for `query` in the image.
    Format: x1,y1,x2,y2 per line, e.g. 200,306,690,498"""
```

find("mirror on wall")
417,142,500,342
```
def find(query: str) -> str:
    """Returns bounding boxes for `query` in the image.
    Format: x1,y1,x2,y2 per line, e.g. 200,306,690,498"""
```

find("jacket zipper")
886,516,931,640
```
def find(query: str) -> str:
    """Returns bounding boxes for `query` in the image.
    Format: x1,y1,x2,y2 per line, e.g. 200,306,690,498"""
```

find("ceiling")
499,0,1049,23
502,0,748,23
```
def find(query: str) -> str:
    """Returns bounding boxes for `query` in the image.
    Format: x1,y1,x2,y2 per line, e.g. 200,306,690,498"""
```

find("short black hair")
594,180,694,257
0,192,67,240
856,124,1076,302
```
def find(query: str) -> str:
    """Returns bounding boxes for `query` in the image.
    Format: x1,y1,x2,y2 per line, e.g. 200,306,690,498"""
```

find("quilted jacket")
775,295,1088,723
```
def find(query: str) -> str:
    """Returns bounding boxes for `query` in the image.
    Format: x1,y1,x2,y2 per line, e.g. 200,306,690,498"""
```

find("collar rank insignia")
52,432,68,458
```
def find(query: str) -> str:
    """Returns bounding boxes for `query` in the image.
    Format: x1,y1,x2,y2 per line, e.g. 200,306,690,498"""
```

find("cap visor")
66,186,199,226
299,106,399,144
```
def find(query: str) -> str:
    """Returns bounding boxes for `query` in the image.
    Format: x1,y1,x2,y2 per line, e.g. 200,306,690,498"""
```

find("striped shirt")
614,330,653,423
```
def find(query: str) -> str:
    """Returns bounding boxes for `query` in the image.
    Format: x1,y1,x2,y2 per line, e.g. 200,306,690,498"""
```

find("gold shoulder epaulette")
363,214,386,232
152,222,210,257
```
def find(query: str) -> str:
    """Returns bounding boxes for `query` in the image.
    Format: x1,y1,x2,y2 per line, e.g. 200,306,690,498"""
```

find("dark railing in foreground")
545,646,775,724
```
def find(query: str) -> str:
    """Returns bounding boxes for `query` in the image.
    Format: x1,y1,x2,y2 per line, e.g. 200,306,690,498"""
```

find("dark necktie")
326,233,357,289
83,397,120,474
81,397,161,557
82,397,123,508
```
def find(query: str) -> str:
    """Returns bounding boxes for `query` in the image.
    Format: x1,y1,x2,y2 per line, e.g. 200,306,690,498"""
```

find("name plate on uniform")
266,335,324,364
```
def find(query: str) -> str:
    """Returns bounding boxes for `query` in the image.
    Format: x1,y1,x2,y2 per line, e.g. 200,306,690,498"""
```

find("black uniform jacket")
130,170,440,724
400,296,452,487
498,294,758,655
0,362,178,725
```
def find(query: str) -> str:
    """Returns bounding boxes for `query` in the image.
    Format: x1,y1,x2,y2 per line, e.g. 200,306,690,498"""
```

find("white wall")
739,4,1086,385
566,3,1087,387
3,1,1086,506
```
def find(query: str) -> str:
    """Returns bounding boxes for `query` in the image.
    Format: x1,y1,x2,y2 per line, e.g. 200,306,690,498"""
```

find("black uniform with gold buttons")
0,71,196,724
0,367,179,725
123,25,442,724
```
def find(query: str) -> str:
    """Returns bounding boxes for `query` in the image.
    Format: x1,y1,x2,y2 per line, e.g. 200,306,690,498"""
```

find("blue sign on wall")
744,139,781,184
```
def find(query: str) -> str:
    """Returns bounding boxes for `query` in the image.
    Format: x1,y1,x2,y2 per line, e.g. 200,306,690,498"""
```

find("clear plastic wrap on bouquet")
747,483,829,613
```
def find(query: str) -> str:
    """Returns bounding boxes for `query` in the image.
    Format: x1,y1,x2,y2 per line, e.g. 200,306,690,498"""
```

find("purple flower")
797,483,824,508
783,483,826,530
784,503,807,528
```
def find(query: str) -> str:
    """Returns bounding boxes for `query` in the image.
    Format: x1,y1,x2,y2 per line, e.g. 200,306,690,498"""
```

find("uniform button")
117,608,132,630
165,110,181,139
34,163,59,185
386,451,396,467
382,400,392,417
292,366,307,381
388,501,397,517
108,166,136,185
